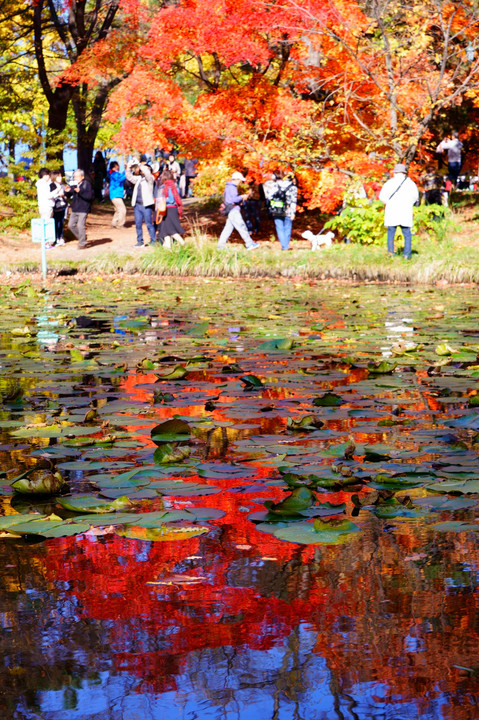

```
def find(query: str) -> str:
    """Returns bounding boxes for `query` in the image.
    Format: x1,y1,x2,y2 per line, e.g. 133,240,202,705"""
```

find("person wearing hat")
217,172,259,250
379,163,419,259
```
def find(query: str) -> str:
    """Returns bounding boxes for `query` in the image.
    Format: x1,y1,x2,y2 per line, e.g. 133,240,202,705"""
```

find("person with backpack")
155,169,185,248
263,171,298,250
217,172,259,250
379,163,419,259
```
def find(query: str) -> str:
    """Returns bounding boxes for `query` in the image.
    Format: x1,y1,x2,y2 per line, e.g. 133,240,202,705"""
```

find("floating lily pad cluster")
1,280,479,544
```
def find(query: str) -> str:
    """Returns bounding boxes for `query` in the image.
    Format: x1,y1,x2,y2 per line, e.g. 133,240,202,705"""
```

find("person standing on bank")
263,171,297,251
65,169,94,249
436,132,463,186
217,172,259,250
379,163,419,260
125,158,156,247
36,168,55,220
108,161,126,228
50,170,68,246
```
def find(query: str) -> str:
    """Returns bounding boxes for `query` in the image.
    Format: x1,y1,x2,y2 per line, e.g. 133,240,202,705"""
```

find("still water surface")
0,279,478,720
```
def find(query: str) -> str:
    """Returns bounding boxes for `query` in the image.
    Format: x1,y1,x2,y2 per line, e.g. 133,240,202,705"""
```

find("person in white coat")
379,163,419,259
125,159,156,247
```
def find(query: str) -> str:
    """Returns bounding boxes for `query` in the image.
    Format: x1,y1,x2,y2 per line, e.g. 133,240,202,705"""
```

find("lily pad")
272,518,360,545
115,524,210,542
56,495,132,513
11,469,65,496
150,418,191,444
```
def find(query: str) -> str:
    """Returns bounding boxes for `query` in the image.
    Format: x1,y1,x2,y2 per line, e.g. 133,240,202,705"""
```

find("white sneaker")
246,242,259,251
57,238,65,246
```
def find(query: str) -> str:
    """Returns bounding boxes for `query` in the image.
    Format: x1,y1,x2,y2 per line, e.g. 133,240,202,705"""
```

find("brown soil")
0,198,322,266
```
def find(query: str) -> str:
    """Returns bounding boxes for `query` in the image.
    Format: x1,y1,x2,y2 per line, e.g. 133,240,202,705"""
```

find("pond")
0,277,479,720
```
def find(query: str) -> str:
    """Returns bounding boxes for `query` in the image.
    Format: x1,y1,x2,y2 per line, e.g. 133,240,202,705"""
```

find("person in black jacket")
65,169,94,248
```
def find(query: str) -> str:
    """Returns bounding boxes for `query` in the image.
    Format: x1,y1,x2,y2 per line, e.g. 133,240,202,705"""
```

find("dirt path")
0,199,218,265
0,197,322,267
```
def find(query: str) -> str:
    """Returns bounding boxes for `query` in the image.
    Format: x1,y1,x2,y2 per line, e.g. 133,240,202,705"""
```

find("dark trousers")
243,199,261,234
425,189,442,205
53,209,66,241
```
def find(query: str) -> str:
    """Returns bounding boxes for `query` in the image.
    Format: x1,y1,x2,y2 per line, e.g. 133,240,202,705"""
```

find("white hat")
393,163,407,173
231,171,246,182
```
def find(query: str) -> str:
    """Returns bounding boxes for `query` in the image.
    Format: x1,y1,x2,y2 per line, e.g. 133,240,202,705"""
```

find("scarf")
164,179,183,216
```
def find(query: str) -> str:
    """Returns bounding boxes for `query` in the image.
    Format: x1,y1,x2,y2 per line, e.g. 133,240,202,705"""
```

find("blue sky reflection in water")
0,278,478,720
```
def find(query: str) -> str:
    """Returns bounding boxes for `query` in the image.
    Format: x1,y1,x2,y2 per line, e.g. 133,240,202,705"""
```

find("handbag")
155,191,167,223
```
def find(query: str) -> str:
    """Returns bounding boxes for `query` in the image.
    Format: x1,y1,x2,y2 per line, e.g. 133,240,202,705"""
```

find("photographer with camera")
65,169,94,249
126,156,156,247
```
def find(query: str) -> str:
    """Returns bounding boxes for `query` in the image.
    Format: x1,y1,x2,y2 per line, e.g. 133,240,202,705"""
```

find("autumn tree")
32,0,137,170
280,0,479,163
0,0,45,168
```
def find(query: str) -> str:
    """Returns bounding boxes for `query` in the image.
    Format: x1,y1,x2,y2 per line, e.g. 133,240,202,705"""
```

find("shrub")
0,176,36,234
324,199,452,245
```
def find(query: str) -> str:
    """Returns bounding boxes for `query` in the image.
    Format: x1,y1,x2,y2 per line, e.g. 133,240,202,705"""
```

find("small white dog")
301,230,335,250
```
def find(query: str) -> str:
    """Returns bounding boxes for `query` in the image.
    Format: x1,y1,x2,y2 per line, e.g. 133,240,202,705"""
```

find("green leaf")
427,480,479,495
151,481,220,496
435,343,457,356
56,495,132,514
153,444,191,464
240,374,264,390
150,418,191,445
286,415,324,432
312,393,343,407
263,487,314,516
272,518,360,545
367,360,397,374
11,469,65,496
256,338,294,351
155,365,189,381
115,524,210,542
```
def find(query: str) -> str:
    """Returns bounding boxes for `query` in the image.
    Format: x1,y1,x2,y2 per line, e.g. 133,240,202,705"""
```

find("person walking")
379,163,419,260
217,172,259,250
108,161,127,228
125,158,156,247
65,169,94,249
155,169,185,248
50,170,68,245
436,132,463,186
263,171,297,250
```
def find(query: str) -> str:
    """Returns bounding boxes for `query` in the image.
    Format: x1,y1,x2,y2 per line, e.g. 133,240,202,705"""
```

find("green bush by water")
324,200,452,245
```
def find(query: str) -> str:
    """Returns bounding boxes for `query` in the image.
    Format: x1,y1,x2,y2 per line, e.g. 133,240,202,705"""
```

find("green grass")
4,220,479,284
13,238,476,284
